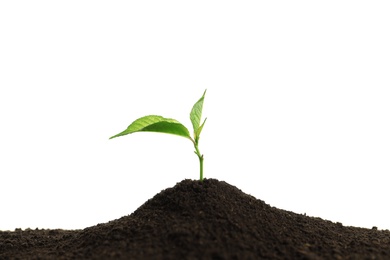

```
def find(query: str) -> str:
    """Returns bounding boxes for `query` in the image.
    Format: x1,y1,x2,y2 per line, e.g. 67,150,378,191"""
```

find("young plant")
109,90,207,181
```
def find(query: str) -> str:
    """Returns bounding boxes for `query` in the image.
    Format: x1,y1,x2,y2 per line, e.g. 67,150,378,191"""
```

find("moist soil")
1,179,389,259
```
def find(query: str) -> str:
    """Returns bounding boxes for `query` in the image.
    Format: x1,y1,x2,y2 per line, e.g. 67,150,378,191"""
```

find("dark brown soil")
1,179,389,259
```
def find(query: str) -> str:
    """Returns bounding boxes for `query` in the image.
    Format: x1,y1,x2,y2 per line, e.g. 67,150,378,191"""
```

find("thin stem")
193,142,204,181
199,154,204,181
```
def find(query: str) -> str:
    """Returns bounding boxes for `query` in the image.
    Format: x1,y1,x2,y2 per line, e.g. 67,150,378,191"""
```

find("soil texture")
1,179,390,259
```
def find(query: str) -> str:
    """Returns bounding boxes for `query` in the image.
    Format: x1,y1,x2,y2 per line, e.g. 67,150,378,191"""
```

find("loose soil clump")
1,179,390,259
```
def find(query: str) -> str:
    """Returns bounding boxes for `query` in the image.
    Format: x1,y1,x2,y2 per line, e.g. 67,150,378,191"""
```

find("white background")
1,1,389,231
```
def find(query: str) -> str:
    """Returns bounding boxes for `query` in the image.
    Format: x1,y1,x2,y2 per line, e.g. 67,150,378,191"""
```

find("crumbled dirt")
1,179,390,259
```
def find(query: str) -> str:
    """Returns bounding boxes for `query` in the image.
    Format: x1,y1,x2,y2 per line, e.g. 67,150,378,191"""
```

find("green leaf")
195,118,207,140
109,115,191,140
190,90,207,135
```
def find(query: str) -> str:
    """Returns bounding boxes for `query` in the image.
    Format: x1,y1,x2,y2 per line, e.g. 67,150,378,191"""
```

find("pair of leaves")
109,90,207,143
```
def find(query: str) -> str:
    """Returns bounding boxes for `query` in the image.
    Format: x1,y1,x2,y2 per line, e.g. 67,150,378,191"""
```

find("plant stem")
199,153,204,181
193,142,204,181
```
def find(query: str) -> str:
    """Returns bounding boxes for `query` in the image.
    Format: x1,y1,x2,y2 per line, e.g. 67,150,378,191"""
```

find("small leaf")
195,118,207,141
190,90,207,134
109,115,191,140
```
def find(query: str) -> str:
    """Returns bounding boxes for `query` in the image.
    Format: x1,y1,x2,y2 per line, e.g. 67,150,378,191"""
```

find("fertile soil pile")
1,179,390,259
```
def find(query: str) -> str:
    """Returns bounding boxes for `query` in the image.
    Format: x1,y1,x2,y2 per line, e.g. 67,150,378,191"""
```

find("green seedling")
110,90,207,181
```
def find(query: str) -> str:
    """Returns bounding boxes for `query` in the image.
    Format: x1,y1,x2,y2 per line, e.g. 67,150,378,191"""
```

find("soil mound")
1,179,390,259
